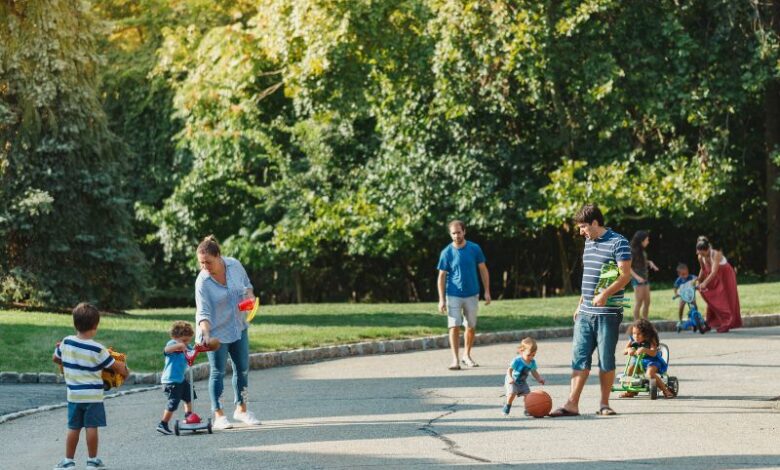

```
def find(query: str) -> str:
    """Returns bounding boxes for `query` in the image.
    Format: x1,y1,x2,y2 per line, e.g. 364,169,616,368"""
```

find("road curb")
0,385,159,425
2,313,778,425
4,313,778,389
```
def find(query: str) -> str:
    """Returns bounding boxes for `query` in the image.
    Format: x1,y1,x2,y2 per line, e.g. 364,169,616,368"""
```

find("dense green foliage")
2,0,780,306
0,0,145,307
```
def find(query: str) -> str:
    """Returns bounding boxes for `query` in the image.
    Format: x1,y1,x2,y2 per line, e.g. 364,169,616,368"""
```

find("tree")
0,0,145,308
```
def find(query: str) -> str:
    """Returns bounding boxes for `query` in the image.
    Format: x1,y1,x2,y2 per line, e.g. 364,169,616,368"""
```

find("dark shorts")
67,402,106,430
572,313,623,371
631,278,650,288
164,380,194,412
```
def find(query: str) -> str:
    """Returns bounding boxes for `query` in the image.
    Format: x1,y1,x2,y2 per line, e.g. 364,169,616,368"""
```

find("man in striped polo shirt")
550,204,631,417
52,303,128,470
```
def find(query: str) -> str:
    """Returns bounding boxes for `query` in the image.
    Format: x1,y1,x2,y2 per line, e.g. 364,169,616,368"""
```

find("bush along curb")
3,313,780,387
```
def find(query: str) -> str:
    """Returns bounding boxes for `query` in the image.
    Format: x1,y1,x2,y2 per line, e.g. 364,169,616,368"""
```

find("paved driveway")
1,326,779,469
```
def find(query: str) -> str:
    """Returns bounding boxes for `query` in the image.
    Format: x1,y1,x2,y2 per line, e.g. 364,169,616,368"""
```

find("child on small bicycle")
673,263,697,322
620,319,674,399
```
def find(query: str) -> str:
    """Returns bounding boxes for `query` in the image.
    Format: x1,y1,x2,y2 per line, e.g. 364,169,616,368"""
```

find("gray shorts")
504,377,530,396
447,295,478,328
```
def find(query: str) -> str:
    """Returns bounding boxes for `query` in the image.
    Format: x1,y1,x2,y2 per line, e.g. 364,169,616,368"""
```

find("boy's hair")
676,262,688,271
448,219,465,232
573,203,604,226
197,234,221,257
631,319,659,347
72,302,100,333
170,321,194,338
518,337,537,353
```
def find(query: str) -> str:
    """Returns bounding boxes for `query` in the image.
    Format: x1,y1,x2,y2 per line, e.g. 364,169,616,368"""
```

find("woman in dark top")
630,231,659,320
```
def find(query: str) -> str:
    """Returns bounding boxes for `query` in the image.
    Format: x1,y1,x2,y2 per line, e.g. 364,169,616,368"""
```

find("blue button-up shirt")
195,256,254,344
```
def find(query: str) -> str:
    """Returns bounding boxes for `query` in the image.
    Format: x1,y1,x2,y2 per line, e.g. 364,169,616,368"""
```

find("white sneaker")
212,415,233,430
233,409,261,425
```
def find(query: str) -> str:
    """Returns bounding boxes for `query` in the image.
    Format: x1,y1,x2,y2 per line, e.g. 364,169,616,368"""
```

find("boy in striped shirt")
52,303,128,470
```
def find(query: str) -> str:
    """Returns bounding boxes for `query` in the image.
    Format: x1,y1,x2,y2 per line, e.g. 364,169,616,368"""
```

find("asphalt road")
1,326,779,469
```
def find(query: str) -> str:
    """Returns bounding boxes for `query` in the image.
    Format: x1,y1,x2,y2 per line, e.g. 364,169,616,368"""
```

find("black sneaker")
157,422,173,435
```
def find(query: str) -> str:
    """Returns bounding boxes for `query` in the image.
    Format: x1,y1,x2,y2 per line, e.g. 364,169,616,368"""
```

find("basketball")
524,390,552,418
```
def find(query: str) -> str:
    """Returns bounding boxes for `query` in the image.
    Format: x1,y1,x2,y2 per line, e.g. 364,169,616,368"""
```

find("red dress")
699,258,742,331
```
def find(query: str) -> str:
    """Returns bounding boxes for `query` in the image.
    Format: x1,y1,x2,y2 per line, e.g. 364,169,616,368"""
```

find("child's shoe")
156,421,173,435
502,404,511,416
53,458,76,470
86,458,106,469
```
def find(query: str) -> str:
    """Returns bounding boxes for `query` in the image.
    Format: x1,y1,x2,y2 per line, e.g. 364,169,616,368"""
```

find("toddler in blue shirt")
157,321,195,435
502,337,545,416
673,263,697,322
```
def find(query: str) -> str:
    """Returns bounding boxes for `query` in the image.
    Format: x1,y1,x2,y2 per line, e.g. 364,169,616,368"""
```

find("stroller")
673,280,709,334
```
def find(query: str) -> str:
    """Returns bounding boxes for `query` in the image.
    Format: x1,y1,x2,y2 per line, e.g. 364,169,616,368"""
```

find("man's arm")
438,270,447,313
478,262,491,305
573,296,583,321
592,259,632,307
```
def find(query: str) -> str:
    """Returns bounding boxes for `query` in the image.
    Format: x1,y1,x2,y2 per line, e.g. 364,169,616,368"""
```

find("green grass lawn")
2,281,779,373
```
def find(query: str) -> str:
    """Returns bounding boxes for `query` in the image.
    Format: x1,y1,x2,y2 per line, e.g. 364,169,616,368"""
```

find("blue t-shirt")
509,356,537,382
161,339,190,384
437,241,486,297
674,274,697,288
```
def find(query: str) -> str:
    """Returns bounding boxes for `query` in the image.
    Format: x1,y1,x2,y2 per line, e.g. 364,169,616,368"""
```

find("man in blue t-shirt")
550,204,631,418
437,220,491,370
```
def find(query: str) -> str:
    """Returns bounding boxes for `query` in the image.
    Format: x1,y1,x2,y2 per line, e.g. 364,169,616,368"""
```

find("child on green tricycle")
616,319,677,399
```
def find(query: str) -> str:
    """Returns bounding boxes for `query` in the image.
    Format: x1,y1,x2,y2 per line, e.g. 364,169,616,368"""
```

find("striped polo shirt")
54,336,115,403
579,228,631,315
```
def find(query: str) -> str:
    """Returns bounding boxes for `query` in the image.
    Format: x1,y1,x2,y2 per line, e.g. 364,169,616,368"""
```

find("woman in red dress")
696,236,742,333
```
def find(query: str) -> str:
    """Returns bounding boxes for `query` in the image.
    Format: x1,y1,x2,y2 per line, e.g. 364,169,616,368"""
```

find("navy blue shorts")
163,380,194,412
67,402,106,429
572,313,623,371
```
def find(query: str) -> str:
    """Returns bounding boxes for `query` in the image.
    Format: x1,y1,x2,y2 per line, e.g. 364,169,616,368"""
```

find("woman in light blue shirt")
195,235,260,430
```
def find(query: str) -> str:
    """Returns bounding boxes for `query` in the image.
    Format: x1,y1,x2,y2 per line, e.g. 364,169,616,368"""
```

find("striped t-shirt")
54,336,115,403
579,228,631,315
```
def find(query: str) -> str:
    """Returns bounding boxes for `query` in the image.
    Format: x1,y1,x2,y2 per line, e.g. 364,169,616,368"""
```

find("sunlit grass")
2,282,777,372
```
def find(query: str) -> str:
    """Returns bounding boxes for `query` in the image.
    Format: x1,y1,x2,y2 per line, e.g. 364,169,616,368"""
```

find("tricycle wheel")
649,381,658,400
668,377,679,397
174,420,180,436
696,316,706,334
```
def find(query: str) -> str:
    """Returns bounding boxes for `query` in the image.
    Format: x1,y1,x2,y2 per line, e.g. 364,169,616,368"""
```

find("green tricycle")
611,343,679,400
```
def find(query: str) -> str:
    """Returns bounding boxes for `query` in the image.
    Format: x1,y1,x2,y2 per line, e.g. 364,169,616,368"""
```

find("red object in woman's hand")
238,298,254,311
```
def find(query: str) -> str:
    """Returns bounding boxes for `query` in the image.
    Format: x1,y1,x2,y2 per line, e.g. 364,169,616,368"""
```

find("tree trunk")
556,228,574,295
766,0,780,274
294,272,303,304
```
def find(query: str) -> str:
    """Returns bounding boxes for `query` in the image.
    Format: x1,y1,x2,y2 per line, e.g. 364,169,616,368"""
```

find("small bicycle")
612,343,679,400
673,280,708,334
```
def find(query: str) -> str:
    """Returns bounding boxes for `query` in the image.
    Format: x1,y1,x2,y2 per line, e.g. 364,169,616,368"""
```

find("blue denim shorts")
572,313,623,371
67,402,106,429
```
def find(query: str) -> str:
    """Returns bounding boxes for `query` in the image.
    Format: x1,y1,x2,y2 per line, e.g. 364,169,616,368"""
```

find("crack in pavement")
418,402,492,464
